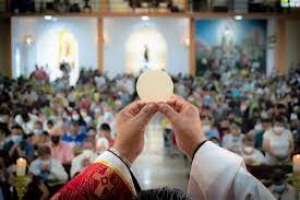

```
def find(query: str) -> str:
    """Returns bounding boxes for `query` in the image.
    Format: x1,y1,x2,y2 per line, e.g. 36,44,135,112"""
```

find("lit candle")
16,158,27,176
293,154,300,172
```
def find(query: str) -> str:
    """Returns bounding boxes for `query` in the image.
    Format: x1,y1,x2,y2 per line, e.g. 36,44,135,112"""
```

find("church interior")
0,0,300,199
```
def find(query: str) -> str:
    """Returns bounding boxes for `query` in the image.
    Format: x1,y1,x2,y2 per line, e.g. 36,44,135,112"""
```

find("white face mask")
202,125,211,133
83,149,94,158
94,108,101,114
241,105,247,112
243,146,254,154
72,115,80,121
273,126,284,134
254,124,263,132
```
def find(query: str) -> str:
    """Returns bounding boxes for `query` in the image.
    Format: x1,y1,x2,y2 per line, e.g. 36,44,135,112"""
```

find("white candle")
293,154,300,172
16,158,27,176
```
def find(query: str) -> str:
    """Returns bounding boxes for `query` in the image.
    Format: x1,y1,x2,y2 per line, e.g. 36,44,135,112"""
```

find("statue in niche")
57,29,79,85
69,2,80,12
143,44,150,70
58,29,77,68
83,0,92,12
54,0,70,12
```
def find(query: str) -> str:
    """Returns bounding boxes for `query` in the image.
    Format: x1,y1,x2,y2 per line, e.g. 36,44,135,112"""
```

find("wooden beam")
276,19,286,75
97,18,104,73
189,18,196,76
0,11,300,20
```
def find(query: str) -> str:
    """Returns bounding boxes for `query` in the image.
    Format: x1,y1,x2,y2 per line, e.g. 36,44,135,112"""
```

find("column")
276,18,286,75
98,18,104,73
189,18,196,76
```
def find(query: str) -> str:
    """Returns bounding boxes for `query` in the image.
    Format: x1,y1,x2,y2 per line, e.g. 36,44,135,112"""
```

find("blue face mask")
34,129,43,136
273,184,286,193
11,135,22,144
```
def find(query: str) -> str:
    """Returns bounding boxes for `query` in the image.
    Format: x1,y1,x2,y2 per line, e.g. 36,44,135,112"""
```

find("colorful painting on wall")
195,19,267,75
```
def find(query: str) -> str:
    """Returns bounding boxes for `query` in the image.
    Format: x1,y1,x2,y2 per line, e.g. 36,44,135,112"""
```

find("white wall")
285,20,300,70
11,17,98,82
103,17,190,77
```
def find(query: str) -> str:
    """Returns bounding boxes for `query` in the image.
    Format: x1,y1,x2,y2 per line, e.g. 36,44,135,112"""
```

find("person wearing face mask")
263,116,294,165
241,135,265,165
70,138,97,178
222,123,244,155
45,120,54,133
268,169,295,200
97,107,116,138
96,123,114,148
2,125,34,162
32,121,45,144
61,120,87,146
80,109,92,126
48,128,74,165
201,116,220,140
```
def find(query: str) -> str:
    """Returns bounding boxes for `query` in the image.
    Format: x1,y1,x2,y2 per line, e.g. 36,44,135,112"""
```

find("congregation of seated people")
0,64,299,199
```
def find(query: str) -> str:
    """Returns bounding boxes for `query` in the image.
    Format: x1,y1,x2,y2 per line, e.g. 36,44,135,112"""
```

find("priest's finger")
134,103,157,124
158,103,179,122
127,101,147,115
166,95,186,112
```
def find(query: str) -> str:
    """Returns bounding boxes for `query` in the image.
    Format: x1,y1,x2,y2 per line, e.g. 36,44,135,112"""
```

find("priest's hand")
158,95,206,158
113,101,157,164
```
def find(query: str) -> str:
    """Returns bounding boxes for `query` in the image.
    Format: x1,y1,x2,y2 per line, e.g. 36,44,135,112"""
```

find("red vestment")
51,161,134,200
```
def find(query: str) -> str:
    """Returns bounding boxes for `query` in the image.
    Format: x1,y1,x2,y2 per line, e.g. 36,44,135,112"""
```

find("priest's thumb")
158,103,178,122
135,104,156,124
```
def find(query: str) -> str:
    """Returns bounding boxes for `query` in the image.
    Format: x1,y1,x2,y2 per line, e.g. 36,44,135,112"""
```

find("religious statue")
58,29,77,68
83,0,92,12
143,44,149,70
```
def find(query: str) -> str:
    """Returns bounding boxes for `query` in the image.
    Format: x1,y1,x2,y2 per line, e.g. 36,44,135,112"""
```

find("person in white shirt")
222,123,245,154
241,135,265,165
53,96,274,200
29,145,68,185
15,112,38,135
263,116,294,165
70,138,97,178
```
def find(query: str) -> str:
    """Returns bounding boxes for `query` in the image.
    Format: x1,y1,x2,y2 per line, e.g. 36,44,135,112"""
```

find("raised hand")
158,95,206,157
113,101,157,164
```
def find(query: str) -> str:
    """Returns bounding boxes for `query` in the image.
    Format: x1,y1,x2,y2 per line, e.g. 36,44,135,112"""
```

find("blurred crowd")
0,64,299,199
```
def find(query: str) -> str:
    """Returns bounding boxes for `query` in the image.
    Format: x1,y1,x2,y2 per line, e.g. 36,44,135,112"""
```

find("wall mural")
195,19,267,75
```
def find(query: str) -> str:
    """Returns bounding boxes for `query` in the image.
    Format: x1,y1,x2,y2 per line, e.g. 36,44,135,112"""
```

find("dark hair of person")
271,169,286,184
261,117,272,123
274,116,286,124
47,120,54,126
37,145,51,157
132,187,192,200
0,105,10,115
242,135,254,143
100,123,111,132
71,120,80,126
11,125,23,131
